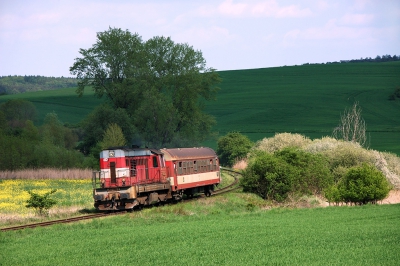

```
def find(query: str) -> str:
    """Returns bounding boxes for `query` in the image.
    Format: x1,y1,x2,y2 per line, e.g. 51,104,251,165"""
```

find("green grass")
1,62,399,154
1,203,399,265
1,176,399,265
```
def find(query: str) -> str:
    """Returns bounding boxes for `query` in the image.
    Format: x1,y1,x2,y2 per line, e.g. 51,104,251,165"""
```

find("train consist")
92,147,220,210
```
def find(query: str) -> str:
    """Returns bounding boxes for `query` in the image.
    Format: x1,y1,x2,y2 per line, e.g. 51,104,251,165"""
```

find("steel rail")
1,212,126,232
213,167,242,195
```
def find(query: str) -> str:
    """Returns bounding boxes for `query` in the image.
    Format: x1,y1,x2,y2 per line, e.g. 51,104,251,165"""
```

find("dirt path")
381,190,400,204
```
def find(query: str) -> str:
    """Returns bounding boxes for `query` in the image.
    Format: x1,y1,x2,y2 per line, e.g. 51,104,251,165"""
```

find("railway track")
214,167,241,195
1,168,242,232
1,212,126,232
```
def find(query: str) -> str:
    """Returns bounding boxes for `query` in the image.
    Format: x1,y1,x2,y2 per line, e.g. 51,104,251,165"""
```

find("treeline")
0,75,77,95
302,54,400,65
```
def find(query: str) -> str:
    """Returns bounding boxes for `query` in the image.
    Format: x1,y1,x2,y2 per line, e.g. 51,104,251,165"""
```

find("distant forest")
0,75,77,95
1,54,399,95
304,54,400,65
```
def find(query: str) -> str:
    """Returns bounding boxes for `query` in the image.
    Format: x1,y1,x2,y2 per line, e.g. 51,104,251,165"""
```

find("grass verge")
1,202,399,265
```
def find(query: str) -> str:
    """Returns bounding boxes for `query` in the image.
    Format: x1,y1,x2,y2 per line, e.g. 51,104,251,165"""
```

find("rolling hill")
0,61,399,155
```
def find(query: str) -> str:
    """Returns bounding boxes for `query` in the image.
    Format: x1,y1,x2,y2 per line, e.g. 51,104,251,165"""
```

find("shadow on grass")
78,208,98,214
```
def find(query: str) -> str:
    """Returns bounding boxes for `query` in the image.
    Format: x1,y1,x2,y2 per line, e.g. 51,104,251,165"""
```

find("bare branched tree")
333,102,367,146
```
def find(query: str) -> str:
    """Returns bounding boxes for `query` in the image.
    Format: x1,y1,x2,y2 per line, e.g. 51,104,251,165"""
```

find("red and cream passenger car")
92,147,220,210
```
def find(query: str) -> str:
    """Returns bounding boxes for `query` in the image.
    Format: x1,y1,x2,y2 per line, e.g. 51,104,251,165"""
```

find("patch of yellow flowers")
0,179,93,214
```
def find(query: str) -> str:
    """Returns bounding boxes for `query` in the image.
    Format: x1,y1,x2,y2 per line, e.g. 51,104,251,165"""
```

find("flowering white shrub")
254,133,312,153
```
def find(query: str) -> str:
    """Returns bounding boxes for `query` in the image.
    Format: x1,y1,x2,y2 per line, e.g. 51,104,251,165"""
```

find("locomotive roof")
161,147,217,161
100,147,162,158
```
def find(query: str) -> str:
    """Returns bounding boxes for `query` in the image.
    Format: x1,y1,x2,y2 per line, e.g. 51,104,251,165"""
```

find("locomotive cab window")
153,156,158,168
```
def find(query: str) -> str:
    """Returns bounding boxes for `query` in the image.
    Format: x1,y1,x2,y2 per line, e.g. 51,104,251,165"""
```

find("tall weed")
0,168,92,179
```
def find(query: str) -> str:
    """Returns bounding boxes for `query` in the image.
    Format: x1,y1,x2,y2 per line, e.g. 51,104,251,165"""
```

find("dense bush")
339,163,390,204
241,151,294,201
217,132,253,167
241,148,333,201
275,148,333,195
321,141,375,169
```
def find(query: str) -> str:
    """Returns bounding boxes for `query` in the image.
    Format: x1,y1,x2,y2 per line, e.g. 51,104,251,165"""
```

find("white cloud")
252,0,312,18
197,0,312,18
283,16,382,48
218,0,248,16
339,13,374,26
352,0,370,11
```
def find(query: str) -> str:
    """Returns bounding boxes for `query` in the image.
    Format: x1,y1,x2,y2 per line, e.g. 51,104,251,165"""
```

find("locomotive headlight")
122,178,126,186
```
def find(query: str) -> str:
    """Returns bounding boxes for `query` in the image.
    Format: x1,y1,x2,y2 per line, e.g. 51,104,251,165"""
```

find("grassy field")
1,197,399,265
1,62,399,154
206,62,400,154
1,172,399,265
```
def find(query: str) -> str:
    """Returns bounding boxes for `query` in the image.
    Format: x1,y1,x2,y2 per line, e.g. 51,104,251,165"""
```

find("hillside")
0,62,399,155
205,62,400,154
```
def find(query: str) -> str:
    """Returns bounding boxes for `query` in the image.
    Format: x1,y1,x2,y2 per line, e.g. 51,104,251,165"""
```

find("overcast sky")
1,0,399,77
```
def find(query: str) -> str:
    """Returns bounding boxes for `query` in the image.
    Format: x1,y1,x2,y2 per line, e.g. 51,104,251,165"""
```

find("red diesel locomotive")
92,147,220,210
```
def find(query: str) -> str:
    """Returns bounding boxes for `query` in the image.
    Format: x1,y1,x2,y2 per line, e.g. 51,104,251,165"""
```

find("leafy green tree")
31,142,85,169
26,189,57,216
70,27,143,106
217,132,253,167
70,27,220,147
0,111,7,133
338,163,390,205
0,99,37,130
0,134,34,170
133,87,178,147
79,104,134,155
20,120,40,142
41,112,65,147
39,112,79,150
100,123,127,149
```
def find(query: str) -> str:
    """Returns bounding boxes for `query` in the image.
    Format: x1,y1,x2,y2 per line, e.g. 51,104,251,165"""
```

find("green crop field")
1,202,399,265
1,62,399,154
0,87,105,125
206,62,400,154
